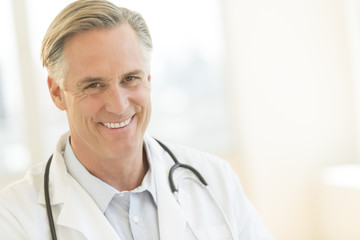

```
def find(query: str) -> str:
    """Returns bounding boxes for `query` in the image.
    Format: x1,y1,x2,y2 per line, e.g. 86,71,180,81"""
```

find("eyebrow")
122,69,145,78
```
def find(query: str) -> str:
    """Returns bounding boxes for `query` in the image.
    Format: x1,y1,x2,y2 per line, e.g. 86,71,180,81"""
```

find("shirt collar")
64,137,157,213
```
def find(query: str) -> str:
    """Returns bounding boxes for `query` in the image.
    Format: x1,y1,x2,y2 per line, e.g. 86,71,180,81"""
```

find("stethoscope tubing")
154,139,208,193
44,155,57,240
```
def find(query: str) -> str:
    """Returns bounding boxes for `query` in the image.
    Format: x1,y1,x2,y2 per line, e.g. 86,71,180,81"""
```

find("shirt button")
132,216,139,223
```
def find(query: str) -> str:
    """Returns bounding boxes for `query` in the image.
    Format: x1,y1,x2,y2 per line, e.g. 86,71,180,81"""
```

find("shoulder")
164,141,235,178
0,162,46,209
146,136,241,193
145,135,236,178
0,162,47,238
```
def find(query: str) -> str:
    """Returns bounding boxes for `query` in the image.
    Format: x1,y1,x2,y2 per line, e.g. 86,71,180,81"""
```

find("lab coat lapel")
56,177,120,240
148,137,189,240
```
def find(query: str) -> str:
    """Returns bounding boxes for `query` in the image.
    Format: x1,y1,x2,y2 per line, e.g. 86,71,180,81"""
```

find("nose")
104,84,129,114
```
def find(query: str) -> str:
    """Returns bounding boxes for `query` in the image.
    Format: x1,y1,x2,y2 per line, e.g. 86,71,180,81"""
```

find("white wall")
222,0,356,239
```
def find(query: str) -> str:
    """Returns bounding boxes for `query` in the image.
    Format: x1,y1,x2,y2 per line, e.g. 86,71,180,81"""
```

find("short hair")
41,0,152,88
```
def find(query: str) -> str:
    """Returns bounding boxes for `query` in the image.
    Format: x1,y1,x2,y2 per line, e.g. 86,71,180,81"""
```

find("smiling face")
48,24,151,161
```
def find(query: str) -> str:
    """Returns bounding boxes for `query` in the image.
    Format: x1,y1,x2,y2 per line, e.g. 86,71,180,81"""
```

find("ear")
147,74,151,89
47,77,67,111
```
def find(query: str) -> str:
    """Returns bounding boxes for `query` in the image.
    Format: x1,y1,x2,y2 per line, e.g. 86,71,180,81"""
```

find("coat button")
132,216,139,223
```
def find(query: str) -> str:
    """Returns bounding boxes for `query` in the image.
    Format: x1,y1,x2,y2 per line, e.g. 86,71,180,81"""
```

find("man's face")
50,24,151,160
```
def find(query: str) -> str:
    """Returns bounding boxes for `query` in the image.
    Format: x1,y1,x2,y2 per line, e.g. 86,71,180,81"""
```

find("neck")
71,140,148,192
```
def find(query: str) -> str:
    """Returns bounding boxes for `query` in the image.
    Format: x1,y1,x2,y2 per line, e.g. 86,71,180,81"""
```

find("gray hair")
41,0,152,88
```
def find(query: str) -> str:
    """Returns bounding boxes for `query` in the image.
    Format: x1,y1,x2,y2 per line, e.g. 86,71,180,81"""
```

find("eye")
124,76,136,82
86,83,100,89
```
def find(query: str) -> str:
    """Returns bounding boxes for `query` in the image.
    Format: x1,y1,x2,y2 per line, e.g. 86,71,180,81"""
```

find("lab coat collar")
37,132,69,206
145,135,190,240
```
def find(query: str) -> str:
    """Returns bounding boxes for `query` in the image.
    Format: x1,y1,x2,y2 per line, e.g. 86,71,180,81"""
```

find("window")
0,0,232,176
0,0,31,175
344,0,360,160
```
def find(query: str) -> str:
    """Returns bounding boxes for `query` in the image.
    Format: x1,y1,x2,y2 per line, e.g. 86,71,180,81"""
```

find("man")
0,0,274,239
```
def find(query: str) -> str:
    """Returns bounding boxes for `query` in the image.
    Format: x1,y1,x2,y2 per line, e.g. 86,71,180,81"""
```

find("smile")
101,116,132,129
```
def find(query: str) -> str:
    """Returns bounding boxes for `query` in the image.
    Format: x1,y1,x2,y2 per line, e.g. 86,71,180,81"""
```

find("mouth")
101,115,133,129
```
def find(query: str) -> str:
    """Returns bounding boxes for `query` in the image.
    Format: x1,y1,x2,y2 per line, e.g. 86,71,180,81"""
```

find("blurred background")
1,0,360,239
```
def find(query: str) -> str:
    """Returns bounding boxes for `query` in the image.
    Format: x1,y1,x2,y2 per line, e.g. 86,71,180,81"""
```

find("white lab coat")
0,133,274,240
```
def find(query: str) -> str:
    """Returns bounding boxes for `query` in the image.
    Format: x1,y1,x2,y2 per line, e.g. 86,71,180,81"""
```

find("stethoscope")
44,139,234,240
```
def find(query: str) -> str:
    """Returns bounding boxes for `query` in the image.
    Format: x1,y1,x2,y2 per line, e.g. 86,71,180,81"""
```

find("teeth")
102,117,132,129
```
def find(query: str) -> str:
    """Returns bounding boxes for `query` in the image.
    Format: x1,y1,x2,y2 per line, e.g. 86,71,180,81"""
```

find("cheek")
84,98,105,118
70,96,104,120
134,87,151,109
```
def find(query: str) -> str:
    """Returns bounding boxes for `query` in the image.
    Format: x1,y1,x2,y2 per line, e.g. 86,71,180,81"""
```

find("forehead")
64,25,147,80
